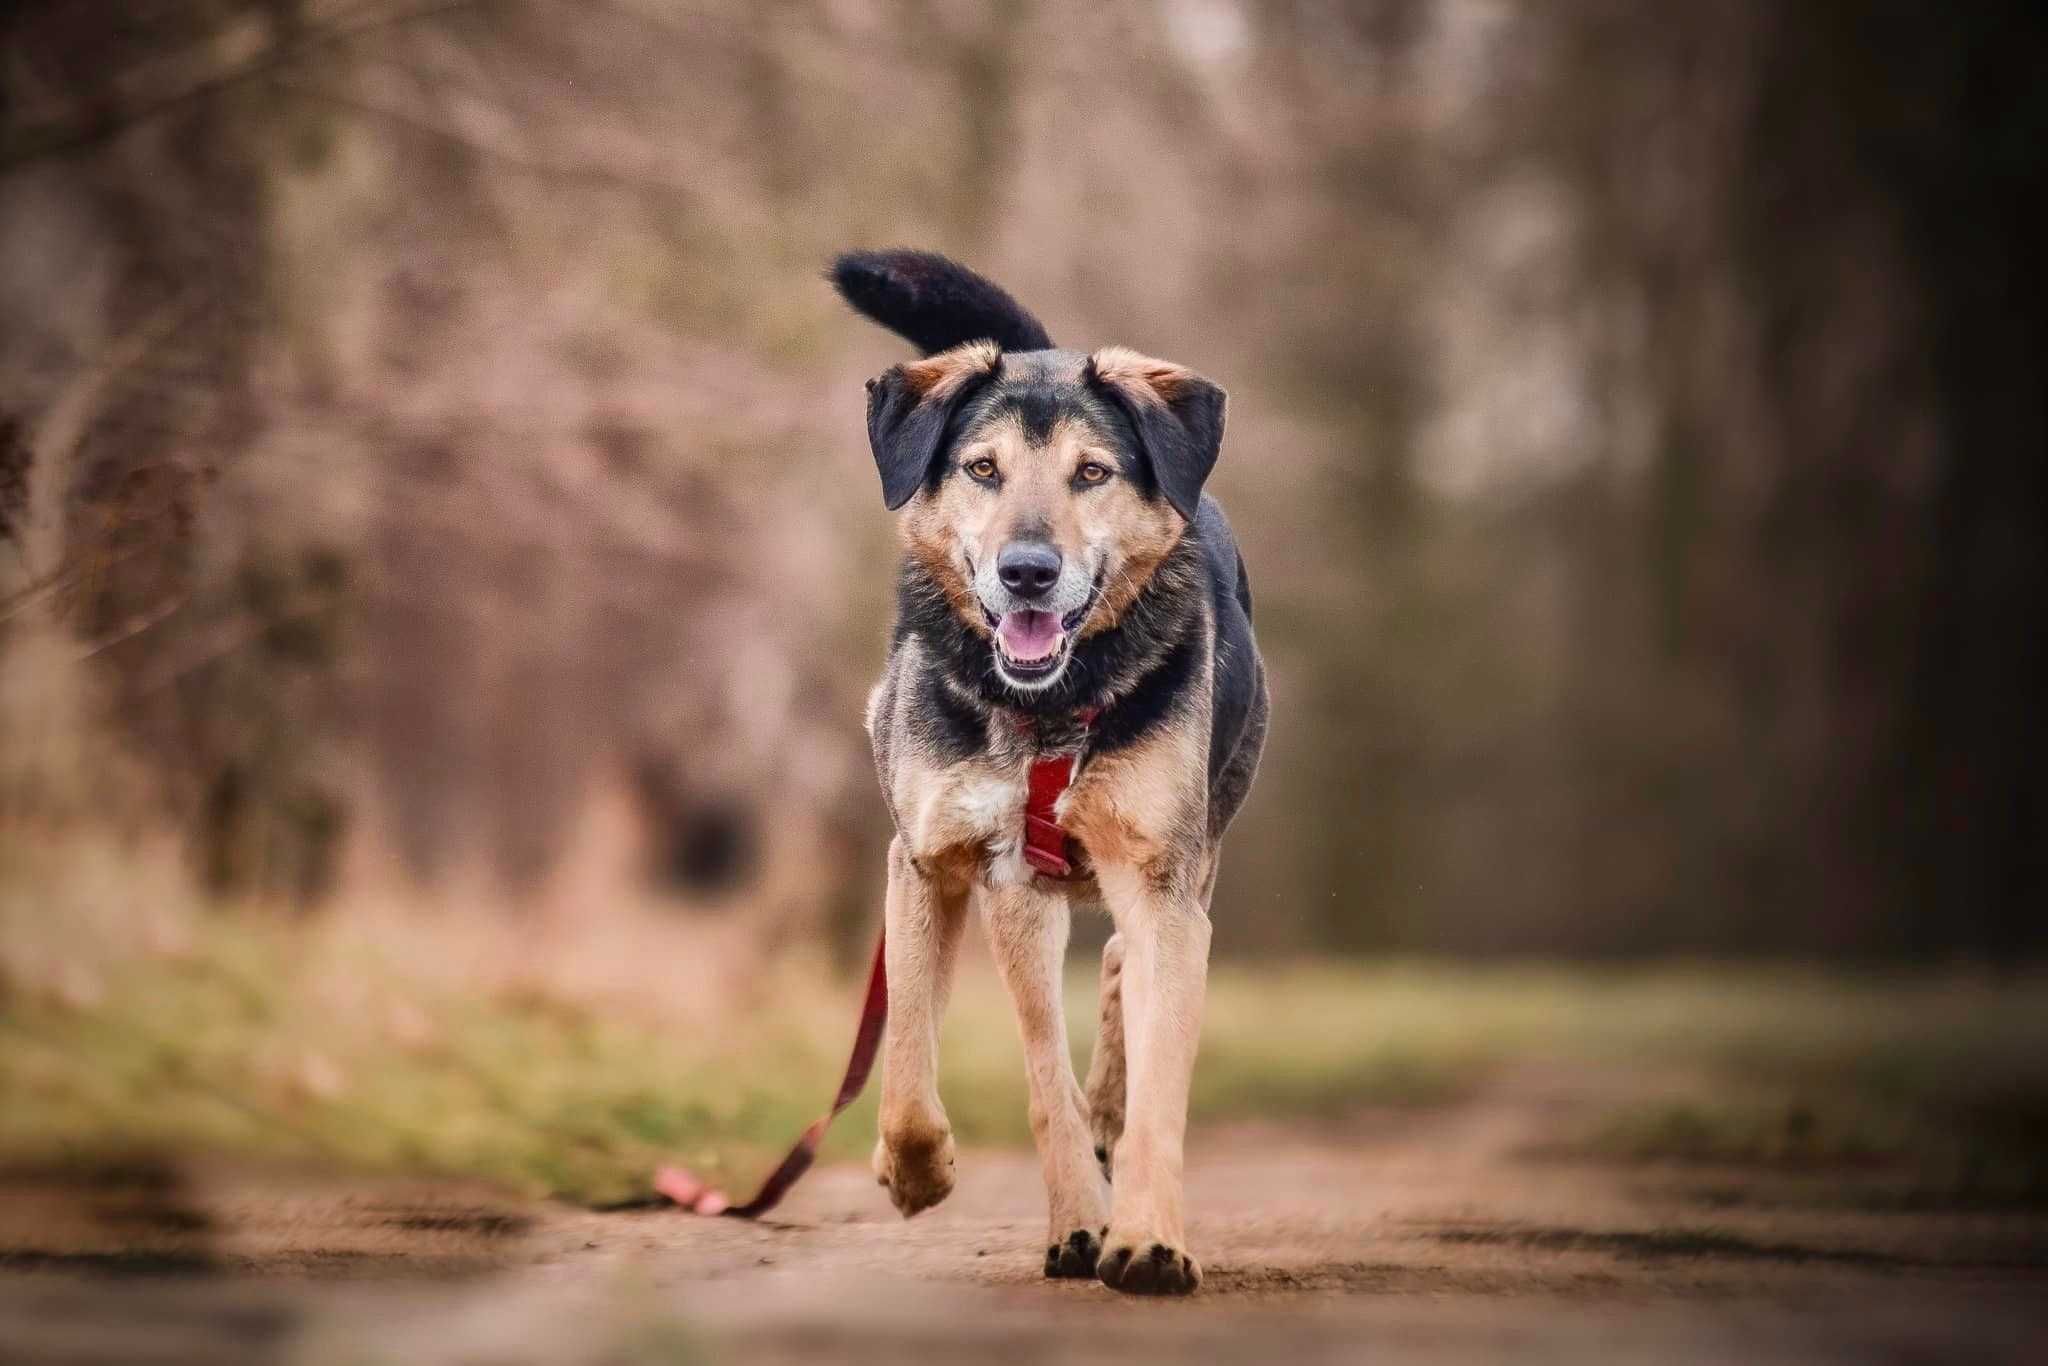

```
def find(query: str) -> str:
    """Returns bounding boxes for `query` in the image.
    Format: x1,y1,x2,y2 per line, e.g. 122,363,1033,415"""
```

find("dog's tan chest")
892,755,1033,886
1058,724,1208,881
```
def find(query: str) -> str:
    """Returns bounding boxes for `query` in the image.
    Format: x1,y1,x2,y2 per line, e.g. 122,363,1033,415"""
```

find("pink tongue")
997,609,1063,661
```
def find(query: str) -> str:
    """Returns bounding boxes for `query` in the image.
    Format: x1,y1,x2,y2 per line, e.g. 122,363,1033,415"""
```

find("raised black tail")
829,249,1053,357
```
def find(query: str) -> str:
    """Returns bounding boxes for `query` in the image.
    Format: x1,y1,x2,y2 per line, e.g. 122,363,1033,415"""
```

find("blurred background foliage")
2,0,2043,964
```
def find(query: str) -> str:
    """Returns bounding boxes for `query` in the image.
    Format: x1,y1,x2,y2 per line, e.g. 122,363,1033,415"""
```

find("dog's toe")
1098,1237,1200,1296
1044,1227,1102,1279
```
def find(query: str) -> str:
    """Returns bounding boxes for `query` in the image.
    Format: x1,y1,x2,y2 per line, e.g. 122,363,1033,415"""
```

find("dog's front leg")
873,837,968,1216
982,882,1111,1278
1094,862,1211,1295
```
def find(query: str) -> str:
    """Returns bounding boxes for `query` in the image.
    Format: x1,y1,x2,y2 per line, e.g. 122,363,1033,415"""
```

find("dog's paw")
1097,1234,1201,1296
871,1127,955,1217
1043,1227,1102,1279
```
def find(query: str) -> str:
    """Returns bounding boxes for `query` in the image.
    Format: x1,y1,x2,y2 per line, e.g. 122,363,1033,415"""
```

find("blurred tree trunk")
1,0,347,901
1824,2,2048,955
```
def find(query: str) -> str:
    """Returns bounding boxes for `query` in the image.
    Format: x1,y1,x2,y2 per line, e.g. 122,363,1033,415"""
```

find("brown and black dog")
835,250,1268,1295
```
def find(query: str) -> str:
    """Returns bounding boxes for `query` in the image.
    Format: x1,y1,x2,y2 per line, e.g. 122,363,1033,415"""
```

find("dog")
833,249,1268,1295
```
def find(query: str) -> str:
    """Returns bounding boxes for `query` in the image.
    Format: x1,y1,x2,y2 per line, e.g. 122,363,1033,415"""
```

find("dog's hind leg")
873,838,969,1216
983,884,1111,1278
1082,932,1127,1182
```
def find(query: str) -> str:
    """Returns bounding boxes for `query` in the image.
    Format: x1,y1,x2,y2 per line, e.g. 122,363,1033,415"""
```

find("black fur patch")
1091,629,1203,758
866,359,996,510
1001,386,1063,444
909,661,989,764
832,250,1053,357
1084,361,1225,522
1195,498,1263,823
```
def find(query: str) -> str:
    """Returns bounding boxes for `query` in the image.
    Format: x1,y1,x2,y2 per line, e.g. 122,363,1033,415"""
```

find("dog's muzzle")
981,574,1101,684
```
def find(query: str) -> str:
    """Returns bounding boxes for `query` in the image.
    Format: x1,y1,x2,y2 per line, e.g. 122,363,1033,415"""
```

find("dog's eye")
967,458,998,481
1076,462,1111,485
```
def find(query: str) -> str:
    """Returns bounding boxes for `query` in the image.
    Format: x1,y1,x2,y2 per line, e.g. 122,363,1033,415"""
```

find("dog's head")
865,344,1225,691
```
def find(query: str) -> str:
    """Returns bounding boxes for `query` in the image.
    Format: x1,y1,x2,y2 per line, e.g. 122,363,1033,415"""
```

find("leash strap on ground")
653,930,888,1218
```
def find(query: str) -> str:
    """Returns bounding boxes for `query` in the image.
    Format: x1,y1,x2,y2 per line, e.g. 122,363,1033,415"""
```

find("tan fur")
1057,647,1214,1285
889,340,1007,634
899,405,1184,643
982,883,1109,1257
1090,853,1211,1284
1088,345,1203,408
873,639,1031,886
1059,678,1211,893
896,339,1000,400
871,833,969,1216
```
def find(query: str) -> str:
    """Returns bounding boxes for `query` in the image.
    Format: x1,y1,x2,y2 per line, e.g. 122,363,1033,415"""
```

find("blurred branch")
268,78,702,202
13,294,196,588
75,594,189,660
0,535,174,625
0,573,63,624
0,0,516,171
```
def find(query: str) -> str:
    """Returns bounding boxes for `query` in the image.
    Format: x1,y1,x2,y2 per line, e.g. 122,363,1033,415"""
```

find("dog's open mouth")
986,583,1098,679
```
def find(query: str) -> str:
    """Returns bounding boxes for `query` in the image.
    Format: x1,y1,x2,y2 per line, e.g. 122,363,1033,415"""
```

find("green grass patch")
4,918,2045,1207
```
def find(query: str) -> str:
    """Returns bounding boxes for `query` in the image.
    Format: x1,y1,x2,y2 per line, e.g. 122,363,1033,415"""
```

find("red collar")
1014,705,1100,879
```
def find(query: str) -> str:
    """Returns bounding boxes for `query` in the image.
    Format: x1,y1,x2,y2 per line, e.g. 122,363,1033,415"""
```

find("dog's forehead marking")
966,407,1102,460
1007,387,1061,443
965,373,1119,462
945,349,1096,450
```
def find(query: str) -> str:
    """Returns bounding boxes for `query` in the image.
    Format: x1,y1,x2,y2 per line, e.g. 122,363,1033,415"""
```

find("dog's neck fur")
893,526,1206,734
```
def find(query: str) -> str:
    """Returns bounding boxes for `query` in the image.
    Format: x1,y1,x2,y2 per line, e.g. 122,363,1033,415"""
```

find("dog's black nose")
997,541,1062,599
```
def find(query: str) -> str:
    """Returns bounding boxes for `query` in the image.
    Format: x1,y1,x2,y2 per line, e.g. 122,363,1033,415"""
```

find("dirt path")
4,1066,2044,1364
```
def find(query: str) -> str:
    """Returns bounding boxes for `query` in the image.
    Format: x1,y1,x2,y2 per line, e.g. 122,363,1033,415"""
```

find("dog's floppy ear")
1084,346,1226,522
865,340,1001,509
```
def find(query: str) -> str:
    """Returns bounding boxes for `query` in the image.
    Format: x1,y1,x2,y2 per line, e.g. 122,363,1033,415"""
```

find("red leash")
654,933,887,1217
654,705,1095,1218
